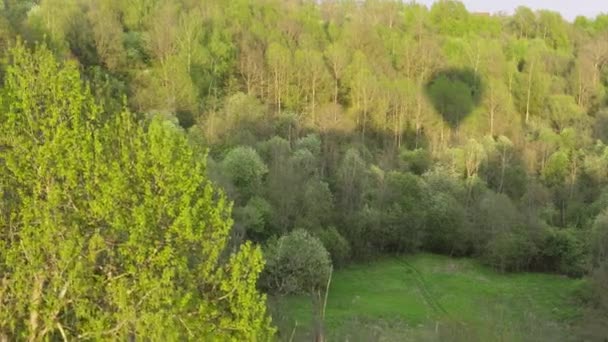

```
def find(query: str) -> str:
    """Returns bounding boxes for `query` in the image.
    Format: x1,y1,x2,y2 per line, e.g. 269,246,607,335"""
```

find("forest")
0,0,608,340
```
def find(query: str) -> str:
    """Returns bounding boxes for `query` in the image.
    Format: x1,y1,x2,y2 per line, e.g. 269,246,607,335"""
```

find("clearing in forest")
270,254,584,341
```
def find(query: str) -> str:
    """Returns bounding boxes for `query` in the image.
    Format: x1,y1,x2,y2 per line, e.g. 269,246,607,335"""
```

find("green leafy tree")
511,39,551,125
483,229,538,272
536,10,570,51
429,0,470,37
345,50,377,140
542,150,569,187
132,2,198,114
26,0,80,52
592,210,608,268
316,227,351,267
0,43,274,341
324,42,350,105
422,168,470,255
261,229,331,295
262,228,332,340
510,6,537,39
374,171,429,253
472,192,522,247
221,146,268,203
266,42,292,114
296,180,334,232
87,0,127,71
541,228,586,275
546,94,583,131
337,148,369,214
294,47,331,125
234,196,273,240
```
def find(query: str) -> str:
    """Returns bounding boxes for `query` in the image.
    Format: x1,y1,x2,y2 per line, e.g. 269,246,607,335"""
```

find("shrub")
399,148,431,175
483,229,538,272
471,191,522,249
591,210,608,267
234,196,273,239
424,191,469,255
317,227,351,267
221,146,267,201
377,172,428,253
261,230,332,294
541,227,587,276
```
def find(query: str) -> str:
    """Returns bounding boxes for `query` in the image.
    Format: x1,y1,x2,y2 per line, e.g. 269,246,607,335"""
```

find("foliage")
261,230,332,295
234,196,273,240
316,227,351,267
591,210,608,267
483,230,538,272
2,0,608,337
399,148,432,175
221,146,268,203
540,228,587,276
0,43,274,340
421,168,469,255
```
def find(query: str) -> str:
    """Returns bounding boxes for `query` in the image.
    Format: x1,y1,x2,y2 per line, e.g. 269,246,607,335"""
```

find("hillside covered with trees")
1,0,608,340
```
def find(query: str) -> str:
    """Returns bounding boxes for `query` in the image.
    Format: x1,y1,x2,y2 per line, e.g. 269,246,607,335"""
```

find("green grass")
269,254,586,341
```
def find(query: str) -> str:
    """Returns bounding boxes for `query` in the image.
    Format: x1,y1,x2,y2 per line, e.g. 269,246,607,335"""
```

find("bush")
424,191,469,255
471,191,522,249
296,133,322,156
317,227,351,267
342,207,381,261
233,196,273,240
577,210,608,338
399,148,431,175
261,230,332,294
591,210,608,267
591,262,608,311
483,229,538,272
377,172,428,253
540,227,587,276
221,146,268,202
296,180,334,231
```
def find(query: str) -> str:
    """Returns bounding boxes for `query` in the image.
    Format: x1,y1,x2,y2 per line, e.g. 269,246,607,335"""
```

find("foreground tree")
261,229,331,295
0,43,274,340
262,229,332,342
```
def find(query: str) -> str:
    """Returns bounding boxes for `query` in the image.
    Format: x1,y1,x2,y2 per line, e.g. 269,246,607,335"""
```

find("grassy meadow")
270,254,585,341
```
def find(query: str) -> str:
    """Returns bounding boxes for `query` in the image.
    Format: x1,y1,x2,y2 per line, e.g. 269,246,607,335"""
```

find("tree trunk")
273,67,280,114
508,70,514,104
333,66,339,105
398,104,403,149
525,60,535,124
28,274,45,342
312,289,324,342
499,147,507,193
577,72,584,107
569,155,578,200
311,76,316,125
489,87,495,136
415,88,422,149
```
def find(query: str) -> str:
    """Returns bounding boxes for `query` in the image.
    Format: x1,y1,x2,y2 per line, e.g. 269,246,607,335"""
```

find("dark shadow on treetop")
424,68,484,129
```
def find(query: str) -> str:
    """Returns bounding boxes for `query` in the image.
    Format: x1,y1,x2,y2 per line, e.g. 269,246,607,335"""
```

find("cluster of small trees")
216,136,592,276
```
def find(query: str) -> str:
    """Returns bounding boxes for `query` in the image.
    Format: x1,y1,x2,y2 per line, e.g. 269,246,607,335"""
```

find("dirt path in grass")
398,260,450,318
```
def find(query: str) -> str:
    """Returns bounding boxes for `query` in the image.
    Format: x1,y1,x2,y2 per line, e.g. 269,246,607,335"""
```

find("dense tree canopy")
1,0,608,339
